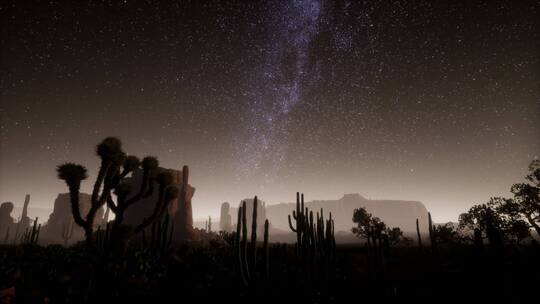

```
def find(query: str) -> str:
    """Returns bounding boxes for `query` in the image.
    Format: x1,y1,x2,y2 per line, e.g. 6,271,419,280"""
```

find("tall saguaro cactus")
22,217,40,245
416,218,423,248
20,194,31,229
175,165,194,241
236,196,270,287
250,196,258,271
288,192,336,278
428,212,437,255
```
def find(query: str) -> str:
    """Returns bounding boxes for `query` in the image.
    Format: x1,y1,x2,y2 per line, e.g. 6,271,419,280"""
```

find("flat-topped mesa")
122,165,195,242
265,193,430,234
41,193,105,244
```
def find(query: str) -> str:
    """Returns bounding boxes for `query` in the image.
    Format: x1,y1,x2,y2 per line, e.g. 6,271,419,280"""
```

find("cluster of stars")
0,0,538,221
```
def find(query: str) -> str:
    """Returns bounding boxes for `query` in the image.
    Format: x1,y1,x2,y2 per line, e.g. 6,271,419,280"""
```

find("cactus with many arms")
288,192,336,278
56,137,179,249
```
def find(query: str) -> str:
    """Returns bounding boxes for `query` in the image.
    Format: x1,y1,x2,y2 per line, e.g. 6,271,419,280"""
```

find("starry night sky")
1,0,539,222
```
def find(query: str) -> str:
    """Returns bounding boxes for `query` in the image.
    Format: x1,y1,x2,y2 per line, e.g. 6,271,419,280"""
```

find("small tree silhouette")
505,160,539,235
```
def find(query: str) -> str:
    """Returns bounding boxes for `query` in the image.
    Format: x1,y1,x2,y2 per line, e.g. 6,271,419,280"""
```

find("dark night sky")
1,0,539,222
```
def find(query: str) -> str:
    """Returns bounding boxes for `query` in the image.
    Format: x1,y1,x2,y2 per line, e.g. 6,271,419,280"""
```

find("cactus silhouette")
236,196,270,286
19,194,31,230
22,217,40,245
428,212,437,255
416,218,423,248
141,212,174,256
288,192,335,279
57,137,179,250
175,165,193,241
263,219,269,279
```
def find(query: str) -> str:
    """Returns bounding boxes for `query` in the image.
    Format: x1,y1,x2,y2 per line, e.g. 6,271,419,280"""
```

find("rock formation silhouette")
237,194,429,234
122,165,195,241
40,193,105,244
0,202,15,242
0,195,34,243
219,202,232,232
19,195,31,230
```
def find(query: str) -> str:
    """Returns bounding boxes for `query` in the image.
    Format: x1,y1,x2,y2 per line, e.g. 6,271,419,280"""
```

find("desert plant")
263,219,269,279
236,196,270,286
141,213,174,257
95,222,112,254
289,192,335,279
57,137,179,250
428,212,437,255
416,218,423,248
22,217,40,245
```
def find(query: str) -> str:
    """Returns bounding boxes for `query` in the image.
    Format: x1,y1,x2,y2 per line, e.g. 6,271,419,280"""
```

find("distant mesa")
222,193,429,239
271,193,429,234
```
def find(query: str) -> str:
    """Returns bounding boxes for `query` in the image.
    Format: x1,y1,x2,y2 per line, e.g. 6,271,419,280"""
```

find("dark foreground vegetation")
1,238,539,303
1,138,538,303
